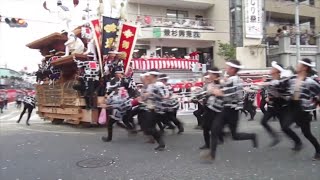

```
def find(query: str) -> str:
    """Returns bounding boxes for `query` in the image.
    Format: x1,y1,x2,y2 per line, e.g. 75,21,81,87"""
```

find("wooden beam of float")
51,54,87,67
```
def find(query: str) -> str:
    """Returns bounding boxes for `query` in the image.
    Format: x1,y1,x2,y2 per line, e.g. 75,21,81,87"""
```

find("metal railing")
136,16,215,30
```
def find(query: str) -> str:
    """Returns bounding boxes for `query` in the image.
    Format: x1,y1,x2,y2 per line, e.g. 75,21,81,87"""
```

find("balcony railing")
136,16,215,31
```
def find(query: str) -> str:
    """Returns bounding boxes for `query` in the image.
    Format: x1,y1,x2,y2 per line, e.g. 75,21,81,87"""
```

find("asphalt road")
1,106,320,180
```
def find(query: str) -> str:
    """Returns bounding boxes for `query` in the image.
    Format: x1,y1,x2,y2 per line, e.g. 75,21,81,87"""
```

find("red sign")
117,24,138,73
51,56,59,62
89,61,98,69
90,19,102,47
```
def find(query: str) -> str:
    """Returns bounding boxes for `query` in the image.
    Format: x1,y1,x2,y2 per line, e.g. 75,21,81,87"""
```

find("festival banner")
117,23,138,73
102,16,120,55
244,0,263,39
89,19,103,76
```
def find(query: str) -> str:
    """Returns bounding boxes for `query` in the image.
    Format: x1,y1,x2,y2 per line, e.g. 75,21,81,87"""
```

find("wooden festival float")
26,12,139,126
26,28,101,125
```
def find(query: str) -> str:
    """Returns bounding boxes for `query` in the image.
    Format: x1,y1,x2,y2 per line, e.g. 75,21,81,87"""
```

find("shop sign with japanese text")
153,28,201,39
245,0,263,39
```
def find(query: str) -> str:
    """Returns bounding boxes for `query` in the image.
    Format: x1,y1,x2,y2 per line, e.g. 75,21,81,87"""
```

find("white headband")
226,62,244,69
299,60,315,67
159,77,169,80
108,51,123,54
271,61,284,72
207,70,222,74
140,72,150,77
148,71,160,75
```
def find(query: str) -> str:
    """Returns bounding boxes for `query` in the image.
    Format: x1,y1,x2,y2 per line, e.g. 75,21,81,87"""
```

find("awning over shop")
131,58,200,70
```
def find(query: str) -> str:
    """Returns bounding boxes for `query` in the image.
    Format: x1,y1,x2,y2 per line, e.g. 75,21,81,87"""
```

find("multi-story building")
229,0,266,69
265,0,320,42
126,0,230,69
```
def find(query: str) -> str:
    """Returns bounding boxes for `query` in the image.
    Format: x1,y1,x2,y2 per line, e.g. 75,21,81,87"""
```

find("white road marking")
0,111,18,120
7,115,20,122
0,113,41,122
14,126,97,135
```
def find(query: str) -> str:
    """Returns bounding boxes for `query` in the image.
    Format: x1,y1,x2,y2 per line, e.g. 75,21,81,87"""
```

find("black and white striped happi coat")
106,90,132,121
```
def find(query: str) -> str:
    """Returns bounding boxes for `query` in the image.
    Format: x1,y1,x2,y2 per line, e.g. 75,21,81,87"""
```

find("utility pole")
295,0,300,62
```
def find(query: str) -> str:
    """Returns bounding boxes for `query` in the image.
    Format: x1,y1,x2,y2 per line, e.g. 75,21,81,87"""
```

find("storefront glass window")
158,47,187,58
166,10,188,22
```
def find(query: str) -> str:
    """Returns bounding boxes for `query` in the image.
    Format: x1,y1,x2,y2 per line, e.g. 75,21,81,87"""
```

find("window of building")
166,10,188,21
134,49,147,58
159,46,187,58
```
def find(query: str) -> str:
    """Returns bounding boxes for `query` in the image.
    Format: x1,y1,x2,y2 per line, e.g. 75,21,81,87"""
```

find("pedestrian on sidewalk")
0,97,4,114
4,91,8,110
0,90,5,113
17,94,36,126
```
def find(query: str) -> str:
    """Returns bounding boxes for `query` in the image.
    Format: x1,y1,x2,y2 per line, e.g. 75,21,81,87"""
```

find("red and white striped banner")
132,58,199,70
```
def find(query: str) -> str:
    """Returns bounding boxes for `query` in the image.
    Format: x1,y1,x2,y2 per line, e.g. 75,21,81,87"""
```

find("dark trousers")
260,99,267,114
260,105,285,139
313,110,317,121
210,107,256,158
202,109,216,147
193,104,204,126
18,103,34,123
4,100,8,109
16,101,22,109
122,109,138,130
166,111,182,128
140,111,165,146
157,112,178,130
155,113,166,131
0,101,4,113
282,100,320,154
106,118,128,141
84,80,96,109
137,109,145,129
244,100,256,120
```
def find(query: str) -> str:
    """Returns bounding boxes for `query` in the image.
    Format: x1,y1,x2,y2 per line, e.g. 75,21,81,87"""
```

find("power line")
1,1,319,31
1,14,319,37
0,15,60,25
1,2,320,27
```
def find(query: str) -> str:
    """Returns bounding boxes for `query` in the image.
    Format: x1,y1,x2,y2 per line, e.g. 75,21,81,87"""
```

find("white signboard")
245,0,263,39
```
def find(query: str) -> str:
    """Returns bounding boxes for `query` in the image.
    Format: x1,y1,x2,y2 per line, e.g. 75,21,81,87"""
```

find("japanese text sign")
102,17,120,55
118,24,138,73
245,0,263,39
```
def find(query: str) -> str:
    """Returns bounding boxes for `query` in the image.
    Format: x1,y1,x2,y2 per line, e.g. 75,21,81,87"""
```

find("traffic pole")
295,0,301,62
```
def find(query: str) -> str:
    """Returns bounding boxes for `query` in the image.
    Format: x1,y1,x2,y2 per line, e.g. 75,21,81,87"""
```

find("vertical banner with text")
117,24,138,73
102,17,120,55
245,0,263,39
89,19,103,76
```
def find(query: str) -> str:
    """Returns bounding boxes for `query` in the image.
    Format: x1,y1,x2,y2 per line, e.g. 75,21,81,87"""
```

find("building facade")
229,0,266,69
126,0,230,68
264,0,320,67
268,34,320,70
265,0,320,41
126,0,320,70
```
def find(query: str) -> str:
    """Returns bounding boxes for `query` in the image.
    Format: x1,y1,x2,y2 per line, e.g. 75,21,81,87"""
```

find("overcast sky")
0,0,115,72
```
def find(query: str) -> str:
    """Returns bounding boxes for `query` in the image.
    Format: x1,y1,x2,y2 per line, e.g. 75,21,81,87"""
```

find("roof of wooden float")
26,28,81,50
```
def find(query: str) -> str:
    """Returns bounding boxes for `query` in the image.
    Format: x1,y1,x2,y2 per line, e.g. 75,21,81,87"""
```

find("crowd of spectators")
272,25,317,45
